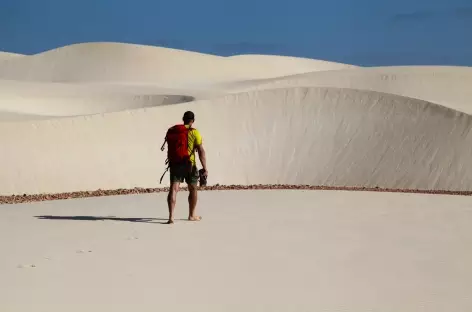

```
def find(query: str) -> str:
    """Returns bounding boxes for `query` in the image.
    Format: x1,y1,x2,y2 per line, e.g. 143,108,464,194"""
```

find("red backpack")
159,124,192,183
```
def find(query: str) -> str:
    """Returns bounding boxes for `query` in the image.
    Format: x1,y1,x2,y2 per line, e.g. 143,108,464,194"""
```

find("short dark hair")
182,111,195,124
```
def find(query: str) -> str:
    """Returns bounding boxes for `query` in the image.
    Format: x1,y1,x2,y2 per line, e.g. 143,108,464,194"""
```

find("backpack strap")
159,165,170,184
186,127,197,162
159,129,169,184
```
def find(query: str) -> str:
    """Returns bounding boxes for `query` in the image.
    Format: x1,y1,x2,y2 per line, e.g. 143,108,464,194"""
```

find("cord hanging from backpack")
160,137,167,152
159,166,169,184
159,136,169,184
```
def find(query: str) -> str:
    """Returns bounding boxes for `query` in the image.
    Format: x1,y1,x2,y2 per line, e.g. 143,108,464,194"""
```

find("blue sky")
1,0,472,66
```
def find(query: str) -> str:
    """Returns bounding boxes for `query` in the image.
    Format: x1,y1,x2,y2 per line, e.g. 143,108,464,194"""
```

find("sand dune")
2,41,472,312
0,42,355,120
0,51,24,61
227,54,358,72
0,42,353,85
1,86,472,195
0,80,194,117
0,42,472,195
233,66,472,113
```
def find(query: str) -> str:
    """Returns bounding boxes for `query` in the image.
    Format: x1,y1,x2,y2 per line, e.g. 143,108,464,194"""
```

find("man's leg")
187,167,201,221
167,182,180,224
167,165,183,224
188,184,201,221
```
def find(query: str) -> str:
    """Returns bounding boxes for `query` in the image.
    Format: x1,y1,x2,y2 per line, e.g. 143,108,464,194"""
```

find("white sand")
0,51,24,61
0,80,195,117
1,86,472,194
0,42,354,84
235,66,472,114
1,42,472,194
1,190,472,311
1,42,472,311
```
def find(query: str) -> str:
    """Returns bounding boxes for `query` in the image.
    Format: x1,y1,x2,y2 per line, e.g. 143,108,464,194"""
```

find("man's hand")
202,169,208,177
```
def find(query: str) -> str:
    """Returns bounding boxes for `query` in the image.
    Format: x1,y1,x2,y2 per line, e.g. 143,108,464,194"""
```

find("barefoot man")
164,111,208,224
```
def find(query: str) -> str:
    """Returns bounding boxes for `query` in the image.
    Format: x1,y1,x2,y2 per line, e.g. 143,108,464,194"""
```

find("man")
166,111,207,224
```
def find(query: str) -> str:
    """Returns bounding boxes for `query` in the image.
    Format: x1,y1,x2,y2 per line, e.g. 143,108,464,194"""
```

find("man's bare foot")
166,219,174,224
188,216,202,221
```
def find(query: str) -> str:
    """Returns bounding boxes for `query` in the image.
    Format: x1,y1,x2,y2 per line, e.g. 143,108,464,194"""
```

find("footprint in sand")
17,264,36,269
76,250,93,254
17,255,55,268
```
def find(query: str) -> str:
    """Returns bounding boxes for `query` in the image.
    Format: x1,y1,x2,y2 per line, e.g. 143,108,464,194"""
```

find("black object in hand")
198,169,207,186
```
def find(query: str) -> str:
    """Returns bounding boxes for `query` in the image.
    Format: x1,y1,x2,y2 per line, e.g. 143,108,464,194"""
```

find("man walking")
162,111,207,224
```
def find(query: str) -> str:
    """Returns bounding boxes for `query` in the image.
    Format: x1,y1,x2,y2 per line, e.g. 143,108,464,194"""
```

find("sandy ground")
1,43,472,311
1,189,472,312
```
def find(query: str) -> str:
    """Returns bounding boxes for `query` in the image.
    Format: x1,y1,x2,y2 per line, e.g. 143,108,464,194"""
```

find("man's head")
182,111,195,125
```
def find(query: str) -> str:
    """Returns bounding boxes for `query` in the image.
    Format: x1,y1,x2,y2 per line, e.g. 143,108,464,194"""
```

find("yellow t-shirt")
185,125,202,166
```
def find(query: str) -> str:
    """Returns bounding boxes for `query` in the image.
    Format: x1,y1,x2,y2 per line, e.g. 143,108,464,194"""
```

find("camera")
198,169,207,186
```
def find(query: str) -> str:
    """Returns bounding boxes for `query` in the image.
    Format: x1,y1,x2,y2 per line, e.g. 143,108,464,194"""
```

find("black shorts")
169,163,199,185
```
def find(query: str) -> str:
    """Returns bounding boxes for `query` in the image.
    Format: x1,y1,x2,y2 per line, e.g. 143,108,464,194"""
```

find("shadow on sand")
34,215,179,224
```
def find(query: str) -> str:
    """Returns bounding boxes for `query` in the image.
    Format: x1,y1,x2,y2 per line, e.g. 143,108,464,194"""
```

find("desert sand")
0,51,24,61
1,42,472,311
1,42,472,194
2,190,472,312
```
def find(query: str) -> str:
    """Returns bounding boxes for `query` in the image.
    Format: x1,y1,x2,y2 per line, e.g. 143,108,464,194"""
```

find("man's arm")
193,129,207,175
196,144,207,175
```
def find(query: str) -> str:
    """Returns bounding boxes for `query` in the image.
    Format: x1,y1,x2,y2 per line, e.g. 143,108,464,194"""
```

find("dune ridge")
0,80,194,117
1,42,472,195
0,42,356,121
0,42,354,84
233,66,472,114
0,51,24,61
